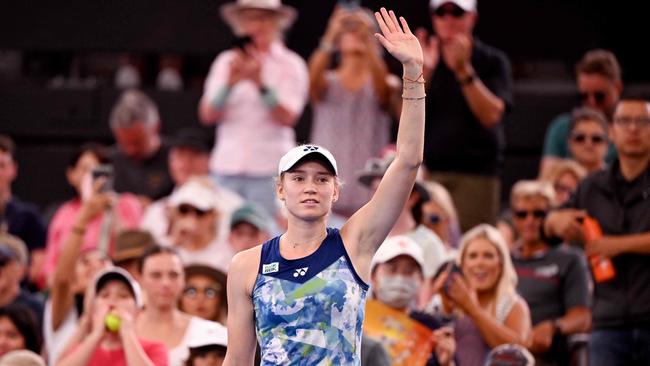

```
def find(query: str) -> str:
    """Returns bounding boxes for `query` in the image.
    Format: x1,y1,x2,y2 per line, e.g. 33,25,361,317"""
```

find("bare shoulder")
505,296,532,331
229,245,264,296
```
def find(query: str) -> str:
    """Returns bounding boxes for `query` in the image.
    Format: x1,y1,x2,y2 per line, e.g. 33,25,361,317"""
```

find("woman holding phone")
224,7,425,365
430,224,531,365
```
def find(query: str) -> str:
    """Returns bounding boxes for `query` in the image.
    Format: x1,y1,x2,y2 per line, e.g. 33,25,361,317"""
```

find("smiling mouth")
301,199,319,204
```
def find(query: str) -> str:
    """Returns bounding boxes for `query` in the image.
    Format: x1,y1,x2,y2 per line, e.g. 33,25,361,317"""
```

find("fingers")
389,10,402,33
380,8,397,33
374,9,391,37
399,16,411,35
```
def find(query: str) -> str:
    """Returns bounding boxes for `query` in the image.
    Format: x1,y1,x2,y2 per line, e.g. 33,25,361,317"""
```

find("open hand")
374,8,423,78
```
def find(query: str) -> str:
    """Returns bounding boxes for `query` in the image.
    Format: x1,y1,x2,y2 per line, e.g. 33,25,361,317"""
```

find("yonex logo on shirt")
293,267,309,277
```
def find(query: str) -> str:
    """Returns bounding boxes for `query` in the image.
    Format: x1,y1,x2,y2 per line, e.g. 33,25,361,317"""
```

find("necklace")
287,231,327,250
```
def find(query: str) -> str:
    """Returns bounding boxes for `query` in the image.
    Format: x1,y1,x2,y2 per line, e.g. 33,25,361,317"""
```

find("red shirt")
85,339,168,366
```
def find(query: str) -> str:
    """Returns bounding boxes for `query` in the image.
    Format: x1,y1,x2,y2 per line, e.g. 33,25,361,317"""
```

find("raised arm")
223,250,260,366
50,184,111,330
342,8,424,264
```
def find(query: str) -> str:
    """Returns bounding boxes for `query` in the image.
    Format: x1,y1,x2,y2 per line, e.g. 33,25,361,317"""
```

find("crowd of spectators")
1,0,649,365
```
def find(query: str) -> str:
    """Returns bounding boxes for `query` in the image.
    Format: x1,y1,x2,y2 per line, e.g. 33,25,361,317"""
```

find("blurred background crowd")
0,0,649,365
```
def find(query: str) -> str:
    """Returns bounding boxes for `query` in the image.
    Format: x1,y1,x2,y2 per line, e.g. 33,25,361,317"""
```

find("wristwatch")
459,72,475,86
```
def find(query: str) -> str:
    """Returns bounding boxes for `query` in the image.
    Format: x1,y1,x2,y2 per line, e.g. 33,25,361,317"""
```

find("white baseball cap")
187,321,228,348
278,145,338,176
168,178,217,211
371,235,425,272
430,0,476,11
93,267,144,308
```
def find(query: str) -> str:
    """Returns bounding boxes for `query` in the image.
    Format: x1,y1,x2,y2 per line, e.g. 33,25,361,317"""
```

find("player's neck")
282,219,328,253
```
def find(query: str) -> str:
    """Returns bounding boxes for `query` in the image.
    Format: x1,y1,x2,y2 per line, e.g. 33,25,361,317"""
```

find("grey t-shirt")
512,244,591,325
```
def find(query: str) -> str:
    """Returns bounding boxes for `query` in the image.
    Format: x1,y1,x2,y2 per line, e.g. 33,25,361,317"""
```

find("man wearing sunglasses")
544,97,650,366
416,0,514,233
567,107,609,174
540,49,622,177
509,180,591,366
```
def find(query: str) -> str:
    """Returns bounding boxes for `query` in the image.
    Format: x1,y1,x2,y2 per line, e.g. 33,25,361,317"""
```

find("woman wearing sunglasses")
567,107,609,174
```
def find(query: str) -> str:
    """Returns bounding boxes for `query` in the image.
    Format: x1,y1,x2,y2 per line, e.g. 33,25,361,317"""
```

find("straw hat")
220,0,297,35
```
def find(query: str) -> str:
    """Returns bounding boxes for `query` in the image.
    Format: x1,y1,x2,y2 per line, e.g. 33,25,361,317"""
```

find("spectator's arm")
585,232,650,257
307,46,333,102
199,53,235,125
51,189,112,330
468,297,532,348
559,251,592,334
556,306,591,335
55,330,103,366
458,68,506,128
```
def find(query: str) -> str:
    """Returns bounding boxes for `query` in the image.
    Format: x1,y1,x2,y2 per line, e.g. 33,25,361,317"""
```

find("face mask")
375,275,420,309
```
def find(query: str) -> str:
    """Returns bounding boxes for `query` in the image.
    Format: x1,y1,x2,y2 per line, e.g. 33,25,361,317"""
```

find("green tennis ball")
104,313,121,332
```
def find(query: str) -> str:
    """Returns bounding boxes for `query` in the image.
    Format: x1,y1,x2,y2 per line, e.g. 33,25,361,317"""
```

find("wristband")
210,86,232,108
259,85,279,108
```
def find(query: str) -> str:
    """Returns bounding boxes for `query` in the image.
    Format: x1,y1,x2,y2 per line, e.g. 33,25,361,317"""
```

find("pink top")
201,41,309,176
82,339,168,366
44,195,143,277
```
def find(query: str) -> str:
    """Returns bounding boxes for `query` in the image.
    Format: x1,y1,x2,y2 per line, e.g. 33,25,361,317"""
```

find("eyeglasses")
177,204,211,217
613,116,650,128
183,286,220,299
433,5,466,18
570,133,606,144
578,91,607,104
512,209,547,220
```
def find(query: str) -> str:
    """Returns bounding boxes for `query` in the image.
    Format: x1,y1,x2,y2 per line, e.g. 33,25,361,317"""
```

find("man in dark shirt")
509,180,590,366
0,135,47,289
417,0,513,232
545,97,650,366
108,89,174,203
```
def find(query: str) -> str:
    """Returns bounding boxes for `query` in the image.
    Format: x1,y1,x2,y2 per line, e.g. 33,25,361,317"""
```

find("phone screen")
91,164,114,193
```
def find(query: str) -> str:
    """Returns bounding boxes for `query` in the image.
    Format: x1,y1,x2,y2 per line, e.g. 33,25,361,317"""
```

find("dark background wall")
0,0,648,213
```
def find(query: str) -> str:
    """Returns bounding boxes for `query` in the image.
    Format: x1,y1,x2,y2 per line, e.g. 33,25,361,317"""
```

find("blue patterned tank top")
253,228,369,365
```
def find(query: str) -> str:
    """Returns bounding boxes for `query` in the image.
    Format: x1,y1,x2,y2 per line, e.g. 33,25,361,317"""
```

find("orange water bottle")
583,216,616,282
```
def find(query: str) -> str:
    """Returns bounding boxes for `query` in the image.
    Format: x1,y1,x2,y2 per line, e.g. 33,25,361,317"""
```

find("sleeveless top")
253,228,369,365
455,293,520,366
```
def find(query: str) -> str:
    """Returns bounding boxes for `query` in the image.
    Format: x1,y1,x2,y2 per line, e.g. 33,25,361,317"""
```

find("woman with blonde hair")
540,159,587,207
421,180,461,250
431,224,531,365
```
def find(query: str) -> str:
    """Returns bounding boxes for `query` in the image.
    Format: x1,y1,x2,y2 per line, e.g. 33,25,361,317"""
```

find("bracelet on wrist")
403,72,425,84
458,72,476,86
402,94,426,100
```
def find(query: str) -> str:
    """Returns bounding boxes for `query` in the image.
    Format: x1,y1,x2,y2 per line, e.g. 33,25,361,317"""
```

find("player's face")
277,161,339,222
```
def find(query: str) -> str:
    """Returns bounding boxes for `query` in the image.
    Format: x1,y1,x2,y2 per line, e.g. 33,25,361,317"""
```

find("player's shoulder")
231,244,264,273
